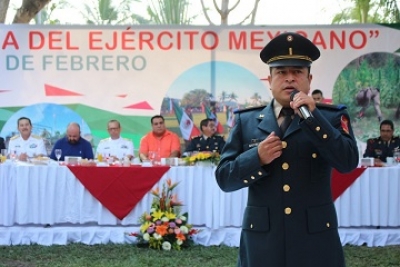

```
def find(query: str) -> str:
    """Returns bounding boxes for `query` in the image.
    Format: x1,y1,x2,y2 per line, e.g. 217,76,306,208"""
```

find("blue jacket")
50,137,94,161
215,100,359,267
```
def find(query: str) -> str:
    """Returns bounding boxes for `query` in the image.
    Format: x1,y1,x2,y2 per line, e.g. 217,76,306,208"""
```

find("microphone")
290,90,313,120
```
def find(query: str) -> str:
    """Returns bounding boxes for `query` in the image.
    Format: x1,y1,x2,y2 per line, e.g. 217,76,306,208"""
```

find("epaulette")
316,103,347,110
31,134,41,139
99,138,109,142
10,135,20,140
122,137,131,141
234,105,266,114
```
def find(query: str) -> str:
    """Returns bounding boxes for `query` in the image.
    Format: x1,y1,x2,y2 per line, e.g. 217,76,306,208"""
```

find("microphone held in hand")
290,89,313,120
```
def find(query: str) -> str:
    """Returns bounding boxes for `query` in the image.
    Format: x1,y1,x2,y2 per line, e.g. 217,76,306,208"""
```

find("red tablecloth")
67,166,170,220
331,167,367,201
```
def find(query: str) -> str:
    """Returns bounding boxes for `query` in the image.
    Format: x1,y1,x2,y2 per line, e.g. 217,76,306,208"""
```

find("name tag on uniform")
121,145,128,149
249,139,260,148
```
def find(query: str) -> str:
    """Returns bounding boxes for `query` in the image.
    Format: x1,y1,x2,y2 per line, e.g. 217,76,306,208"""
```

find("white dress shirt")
7,134,47,157
96,137,134,159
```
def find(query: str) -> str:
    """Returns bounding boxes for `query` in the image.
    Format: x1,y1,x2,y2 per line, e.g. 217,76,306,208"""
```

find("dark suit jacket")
215,100,359,267
0,137,5,150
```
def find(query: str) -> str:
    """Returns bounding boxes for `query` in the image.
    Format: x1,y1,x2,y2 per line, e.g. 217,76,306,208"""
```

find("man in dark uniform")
0,137,5,150
363,119,400,163
215,32,359,267
185,118,225,154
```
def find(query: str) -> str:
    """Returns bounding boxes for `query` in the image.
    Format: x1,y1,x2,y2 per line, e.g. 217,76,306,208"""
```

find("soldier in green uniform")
185,118,225,154
363,119,400,163
215,32,359,267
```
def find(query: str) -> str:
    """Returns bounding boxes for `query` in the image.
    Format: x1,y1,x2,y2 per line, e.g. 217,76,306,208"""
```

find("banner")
0,24,399,154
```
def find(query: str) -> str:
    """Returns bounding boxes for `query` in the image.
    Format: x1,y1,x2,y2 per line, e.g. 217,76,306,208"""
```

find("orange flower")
155,224,168,236
166,178,172,187
176,232,186,241
151,187,159,196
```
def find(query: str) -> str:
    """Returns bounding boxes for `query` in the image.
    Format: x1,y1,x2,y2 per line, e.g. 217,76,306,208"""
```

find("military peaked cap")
260,32,320,67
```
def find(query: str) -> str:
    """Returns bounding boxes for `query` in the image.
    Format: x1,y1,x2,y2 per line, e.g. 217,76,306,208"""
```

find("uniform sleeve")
38,139,47,156
215,113,268,192
363,139,374,158
185,138,196,152
96,141,104,156
300,108,359,173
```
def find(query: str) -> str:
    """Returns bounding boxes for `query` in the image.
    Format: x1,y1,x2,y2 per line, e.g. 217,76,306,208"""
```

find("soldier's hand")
258,132,282,165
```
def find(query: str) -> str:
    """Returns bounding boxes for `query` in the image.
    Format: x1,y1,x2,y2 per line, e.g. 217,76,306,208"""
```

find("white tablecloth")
1,164,399,246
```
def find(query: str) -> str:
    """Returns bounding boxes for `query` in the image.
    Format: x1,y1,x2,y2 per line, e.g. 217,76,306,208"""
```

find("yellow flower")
152,210,164,221
164,211,176,220
140,221,151,233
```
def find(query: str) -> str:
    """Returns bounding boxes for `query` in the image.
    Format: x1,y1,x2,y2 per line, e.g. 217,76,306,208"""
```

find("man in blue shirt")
50,122,94,161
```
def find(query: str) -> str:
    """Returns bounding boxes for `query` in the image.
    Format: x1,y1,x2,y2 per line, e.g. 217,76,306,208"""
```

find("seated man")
311,89,324,103
7,117,47,161
364,119,400,163
50,122,94,161
139,115,181,161
96,119,134,160
185,118,225,154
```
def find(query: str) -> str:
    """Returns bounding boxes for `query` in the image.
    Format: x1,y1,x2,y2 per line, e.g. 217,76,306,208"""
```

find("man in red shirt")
139,115,181,161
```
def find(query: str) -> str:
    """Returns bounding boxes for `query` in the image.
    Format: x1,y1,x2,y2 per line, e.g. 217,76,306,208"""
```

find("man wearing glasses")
96,119,134,161
363,119,400,163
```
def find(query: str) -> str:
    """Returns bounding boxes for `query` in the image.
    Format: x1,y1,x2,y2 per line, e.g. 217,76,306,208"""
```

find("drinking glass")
55,149,62,162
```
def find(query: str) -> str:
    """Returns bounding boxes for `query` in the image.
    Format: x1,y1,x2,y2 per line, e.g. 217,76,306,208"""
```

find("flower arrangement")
127,179,198,250
185,151,220,165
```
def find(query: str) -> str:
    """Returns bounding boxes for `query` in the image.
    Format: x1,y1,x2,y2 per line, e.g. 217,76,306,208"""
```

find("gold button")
323,134,328,139
284,207,292,215
326,222,330,228
250,224,253,228
243,180,248,183
282,162,289,170
258,171,262,176
312,153,317,158
250,175,255,180
283,184,290,192
282,141,287,148
316,126,321,131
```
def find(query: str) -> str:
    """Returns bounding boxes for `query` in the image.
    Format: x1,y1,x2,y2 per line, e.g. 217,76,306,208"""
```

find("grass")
0,244,399,267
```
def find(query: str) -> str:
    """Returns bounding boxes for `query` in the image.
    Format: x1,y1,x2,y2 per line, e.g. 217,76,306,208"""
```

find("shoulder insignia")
234,105,266,114
123,137,131,141
31,134,41,139
100,138,109,142
316,103,347,110
10,135,20,140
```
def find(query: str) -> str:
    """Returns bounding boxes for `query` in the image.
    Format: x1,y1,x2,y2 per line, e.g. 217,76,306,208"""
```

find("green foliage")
147,0,197,25
333,52,400,141
0,244,399,266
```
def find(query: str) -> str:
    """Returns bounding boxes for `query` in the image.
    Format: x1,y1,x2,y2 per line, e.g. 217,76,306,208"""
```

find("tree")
0,0,51,23
332,0,400,24
200,0,261,25
146,0,197,24
78,0,142,25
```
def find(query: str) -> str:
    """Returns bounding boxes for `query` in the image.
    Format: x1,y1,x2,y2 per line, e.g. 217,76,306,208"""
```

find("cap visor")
268,59,312,67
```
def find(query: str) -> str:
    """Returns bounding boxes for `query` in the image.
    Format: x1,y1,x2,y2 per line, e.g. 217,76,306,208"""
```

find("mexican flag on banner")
204,105,224,134
171,99,200,141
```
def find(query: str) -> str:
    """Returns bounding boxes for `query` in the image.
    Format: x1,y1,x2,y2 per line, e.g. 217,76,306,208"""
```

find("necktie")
279,108,294,134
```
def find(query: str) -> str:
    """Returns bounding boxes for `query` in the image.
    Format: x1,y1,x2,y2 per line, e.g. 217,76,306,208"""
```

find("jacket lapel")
257,103,280,134
257,100,301,138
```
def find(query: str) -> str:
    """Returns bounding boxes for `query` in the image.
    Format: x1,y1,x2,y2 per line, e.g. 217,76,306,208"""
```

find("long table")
0,163,399,247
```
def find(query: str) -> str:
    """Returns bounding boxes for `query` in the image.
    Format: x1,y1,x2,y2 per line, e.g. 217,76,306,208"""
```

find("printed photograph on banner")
332,52,400,146
0,103,92,155
159,61,270,149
